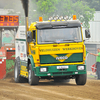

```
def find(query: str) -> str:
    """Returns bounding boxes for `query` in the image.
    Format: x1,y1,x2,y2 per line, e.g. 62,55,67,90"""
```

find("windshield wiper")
62,39,77,42
44,40,81,43
43,41,57,43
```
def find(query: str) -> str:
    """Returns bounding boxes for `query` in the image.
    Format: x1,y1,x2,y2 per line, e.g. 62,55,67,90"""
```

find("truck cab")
15,16,90,85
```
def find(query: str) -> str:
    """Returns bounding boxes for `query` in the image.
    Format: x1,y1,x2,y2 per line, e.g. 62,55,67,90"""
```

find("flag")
91,63,96,73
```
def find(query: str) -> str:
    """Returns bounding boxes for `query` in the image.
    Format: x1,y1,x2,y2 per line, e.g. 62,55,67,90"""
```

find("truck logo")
51,53,73,62
56,56,68,60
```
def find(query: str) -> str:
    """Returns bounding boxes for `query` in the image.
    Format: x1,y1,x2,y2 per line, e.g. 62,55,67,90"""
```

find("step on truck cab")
14,15,90,85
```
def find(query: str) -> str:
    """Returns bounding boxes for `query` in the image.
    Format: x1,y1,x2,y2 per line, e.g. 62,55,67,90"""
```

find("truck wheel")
28,64,39,85
75,74,87,85
14,57,23,83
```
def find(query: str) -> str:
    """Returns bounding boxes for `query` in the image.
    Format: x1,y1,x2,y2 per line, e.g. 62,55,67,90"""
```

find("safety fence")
0,47,15,79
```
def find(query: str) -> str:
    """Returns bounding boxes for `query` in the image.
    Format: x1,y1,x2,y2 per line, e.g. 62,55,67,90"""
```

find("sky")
0,0,26,14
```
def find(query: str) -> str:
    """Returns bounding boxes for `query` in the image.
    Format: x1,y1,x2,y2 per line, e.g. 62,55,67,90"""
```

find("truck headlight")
40,68,47,72
77,66,85,70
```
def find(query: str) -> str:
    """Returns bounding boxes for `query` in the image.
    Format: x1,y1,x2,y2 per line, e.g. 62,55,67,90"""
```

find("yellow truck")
14,15,90,85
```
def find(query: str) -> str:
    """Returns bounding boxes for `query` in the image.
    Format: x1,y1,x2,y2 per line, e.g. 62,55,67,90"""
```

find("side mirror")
27,31,32,43
85,29,90,38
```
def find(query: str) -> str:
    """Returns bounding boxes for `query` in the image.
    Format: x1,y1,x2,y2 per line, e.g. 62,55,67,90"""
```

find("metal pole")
25,17,28,55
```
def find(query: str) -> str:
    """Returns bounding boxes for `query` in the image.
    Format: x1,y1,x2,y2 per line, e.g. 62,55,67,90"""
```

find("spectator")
90,48,100,80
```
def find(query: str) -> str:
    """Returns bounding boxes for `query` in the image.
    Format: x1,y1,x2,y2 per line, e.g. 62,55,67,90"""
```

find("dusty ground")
0,72,100,100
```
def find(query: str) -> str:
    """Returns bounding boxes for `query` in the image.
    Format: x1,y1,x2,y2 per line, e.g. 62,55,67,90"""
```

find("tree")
36,0,95,28
36,0,58,20
84,0,100,11
72,0,100,11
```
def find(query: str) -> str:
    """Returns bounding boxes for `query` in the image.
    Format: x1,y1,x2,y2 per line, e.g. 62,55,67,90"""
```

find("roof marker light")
39,17,43,22
73,15,77,20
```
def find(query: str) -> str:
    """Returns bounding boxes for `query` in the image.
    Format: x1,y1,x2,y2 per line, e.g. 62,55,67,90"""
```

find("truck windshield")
37,27,82,44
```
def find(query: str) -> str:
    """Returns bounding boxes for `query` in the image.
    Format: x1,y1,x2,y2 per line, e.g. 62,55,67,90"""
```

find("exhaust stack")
21,0,29,32
21,0,29,54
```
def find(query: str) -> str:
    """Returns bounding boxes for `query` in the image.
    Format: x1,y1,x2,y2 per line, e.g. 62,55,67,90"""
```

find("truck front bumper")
33,64,86,77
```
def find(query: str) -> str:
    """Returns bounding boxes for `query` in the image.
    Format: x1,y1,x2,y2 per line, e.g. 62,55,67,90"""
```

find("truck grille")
40,53,83,64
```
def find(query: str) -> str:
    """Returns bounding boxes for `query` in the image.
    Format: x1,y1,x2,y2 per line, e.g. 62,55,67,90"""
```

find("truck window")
37,27,82,44
32,30,36,42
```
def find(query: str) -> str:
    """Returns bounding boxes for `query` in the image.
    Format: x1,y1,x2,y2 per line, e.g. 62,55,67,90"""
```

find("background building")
84,11,100,71
0,9,14,15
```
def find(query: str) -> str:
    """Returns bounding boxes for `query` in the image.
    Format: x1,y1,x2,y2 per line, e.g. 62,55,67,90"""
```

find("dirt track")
0,73,100,100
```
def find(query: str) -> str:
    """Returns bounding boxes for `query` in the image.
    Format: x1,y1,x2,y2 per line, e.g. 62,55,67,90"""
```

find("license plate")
57,66,69,69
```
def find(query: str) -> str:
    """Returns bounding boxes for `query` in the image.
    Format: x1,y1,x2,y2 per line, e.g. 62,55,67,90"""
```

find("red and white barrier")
6,48,15,60
91,63,96,73
6,48,15,50
0,57,6,79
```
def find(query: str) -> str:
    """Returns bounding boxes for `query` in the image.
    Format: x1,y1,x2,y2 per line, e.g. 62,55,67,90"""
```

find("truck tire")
75,74,87,85
28,64,39,85
14,57,23,83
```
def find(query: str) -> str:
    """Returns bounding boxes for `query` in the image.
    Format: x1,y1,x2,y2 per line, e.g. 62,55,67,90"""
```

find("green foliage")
73,0,100,11
86,0,100,11
1,0,96,27
36,0,95,28
36,0,58,20
70,1,95,28
6,60,15,74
